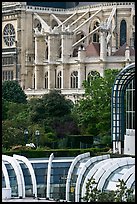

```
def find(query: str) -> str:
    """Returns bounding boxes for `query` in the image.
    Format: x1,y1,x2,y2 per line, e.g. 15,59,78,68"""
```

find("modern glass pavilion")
2,152,135,202
111,63,135,155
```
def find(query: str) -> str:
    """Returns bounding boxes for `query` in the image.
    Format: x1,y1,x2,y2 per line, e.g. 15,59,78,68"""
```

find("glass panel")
106,181,117,191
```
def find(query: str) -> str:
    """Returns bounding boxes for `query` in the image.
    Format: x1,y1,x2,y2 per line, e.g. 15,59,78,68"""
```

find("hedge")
2,147,110,158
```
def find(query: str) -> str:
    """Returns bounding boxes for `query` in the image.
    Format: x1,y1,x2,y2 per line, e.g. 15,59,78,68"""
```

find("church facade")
2,2,135,102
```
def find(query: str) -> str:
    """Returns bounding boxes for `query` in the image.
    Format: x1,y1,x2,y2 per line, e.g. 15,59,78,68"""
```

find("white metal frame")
2,155,25,198
13,154,37,198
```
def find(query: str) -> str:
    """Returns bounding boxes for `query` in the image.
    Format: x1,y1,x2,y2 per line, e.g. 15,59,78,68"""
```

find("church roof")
113,43,135,56
86,42,100,57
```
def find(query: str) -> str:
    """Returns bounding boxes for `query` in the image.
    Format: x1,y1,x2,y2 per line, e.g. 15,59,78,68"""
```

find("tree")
42,90,73,117
83,177,135,202
2,120,25,149
2,89,79,149
27,90,79,146
2,102,31,148
73,69,120,139
2,80,27,103
28,90,73,123
2,98,9,120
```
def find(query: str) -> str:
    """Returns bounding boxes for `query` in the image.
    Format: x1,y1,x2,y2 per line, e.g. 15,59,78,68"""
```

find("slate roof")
86,42,100,57
112,43,135,56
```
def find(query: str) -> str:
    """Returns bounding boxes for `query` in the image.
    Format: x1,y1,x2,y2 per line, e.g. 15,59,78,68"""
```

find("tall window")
2,57,14,65
45,72,48,89
120,20,127,46
126,78,135,129
87,70,100,85
45,47,48,60
2,70,13,81
71,71,78,88
57,71,62,88
92,21,99,43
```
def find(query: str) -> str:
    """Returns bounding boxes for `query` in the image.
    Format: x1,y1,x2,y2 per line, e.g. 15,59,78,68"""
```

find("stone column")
125,45,130,60
48,33,60,63
61,64,69,89
78,47,86,62
61,32,73,62
125,45,131,66
34,34,45,89
26,67,33,88
108,44,111,56
35,34,45,64
78,47,86,89
78,63,86,89
19,11,26,88
34,68,39,89
100,28,107,61
48,64,56,89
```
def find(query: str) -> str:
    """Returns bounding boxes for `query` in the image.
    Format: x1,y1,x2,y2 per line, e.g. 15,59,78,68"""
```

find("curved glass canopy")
111,63,135,153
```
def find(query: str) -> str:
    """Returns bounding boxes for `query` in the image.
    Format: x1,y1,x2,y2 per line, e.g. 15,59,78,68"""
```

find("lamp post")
24,129,29,145
35,130,40,147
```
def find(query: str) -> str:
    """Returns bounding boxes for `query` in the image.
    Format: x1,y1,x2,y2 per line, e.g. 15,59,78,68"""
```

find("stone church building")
2,2,135,102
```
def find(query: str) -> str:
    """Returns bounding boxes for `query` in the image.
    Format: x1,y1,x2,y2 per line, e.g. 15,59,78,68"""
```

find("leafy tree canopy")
73,69,120,137
42,90,73,117
2,80,27,104
28,90,74,123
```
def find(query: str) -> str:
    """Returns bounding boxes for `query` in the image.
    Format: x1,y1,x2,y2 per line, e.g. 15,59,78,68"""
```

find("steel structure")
111,63,135,154
2,153,135,201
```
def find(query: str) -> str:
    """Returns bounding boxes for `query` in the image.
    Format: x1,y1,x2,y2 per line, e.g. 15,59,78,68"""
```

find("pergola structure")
111,63,135,154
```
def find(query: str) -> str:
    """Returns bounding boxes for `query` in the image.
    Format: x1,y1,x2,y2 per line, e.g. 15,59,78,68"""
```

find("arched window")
120,20,127,46
75,31,85,43
93,22,99,43
71,71,78,88
45,72,48,89
57,71,62,88
72,45,84,57
73,48,78,57
34,19,42,32
87,70,100,85
51,19,58,29
73,30,85,57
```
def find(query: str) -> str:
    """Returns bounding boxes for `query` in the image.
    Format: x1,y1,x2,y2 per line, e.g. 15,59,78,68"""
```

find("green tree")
2,102,31,148
2,98,9,120
2,80,27,103
42,90,73,118
2,120,25,149
83,177,135,202
28,90,77,133
2,89,80,149
73,69,120,139
28,90,73,123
